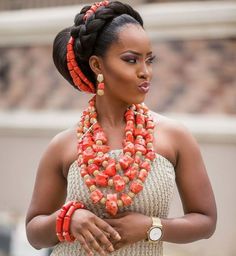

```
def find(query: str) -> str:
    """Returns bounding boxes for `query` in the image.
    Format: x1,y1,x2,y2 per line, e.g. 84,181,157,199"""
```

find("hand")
70,209,121,256
104,212,152,250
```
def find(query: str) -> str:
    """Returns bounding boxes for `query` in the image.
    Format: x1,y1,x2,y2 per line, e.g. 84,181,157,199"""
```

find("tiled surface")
0,38,235,114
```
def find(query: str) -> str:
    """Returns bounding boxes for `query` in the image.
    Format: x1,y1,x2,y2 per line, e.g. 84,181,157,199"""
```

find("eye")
124,58,137,64
146,55,156,64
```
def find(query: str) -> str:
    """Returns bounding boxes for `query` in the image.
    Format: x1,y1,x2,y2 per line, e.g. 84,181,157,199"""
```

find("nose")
138,62,150,80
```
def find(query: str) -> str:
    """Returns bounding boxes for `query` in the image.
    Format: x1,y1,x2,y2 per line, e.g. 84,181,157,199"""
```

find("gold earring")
97,74,105,96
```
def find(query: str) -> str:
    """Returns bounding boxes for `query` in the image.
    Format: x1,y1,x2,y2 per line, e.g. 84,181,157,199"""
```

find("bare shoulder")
149,111,199,167
50,125,76,147
151,111,195,140
42,125,78,177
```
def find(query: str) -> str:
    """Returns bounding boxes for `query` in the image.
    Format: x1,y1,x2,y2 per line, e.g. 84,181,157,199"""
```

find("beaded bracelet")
56,201,86,242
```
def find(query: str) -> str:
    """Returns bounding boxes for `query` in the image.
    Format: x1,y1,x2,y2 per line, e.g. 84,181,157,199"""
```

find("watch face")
149,227,162,241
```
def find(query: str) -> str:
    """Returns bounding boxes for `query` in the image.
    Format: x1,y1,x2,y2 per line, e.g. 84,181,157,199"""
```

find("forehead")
109,24,152,54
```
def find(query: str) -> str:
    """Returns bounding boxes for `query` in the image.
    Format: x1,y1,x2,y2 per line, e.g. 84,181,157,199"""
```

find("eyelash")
147,55,156,63
125,55,157,64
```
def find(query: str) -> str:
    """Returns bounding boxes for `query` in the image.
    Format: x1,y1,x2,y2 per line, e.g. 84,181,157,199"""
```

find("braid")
72,1,143,61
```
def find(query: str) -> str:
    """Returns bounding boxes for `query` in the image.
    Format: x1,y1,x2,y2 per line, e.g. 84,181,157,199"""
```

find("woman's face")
100,24,154,105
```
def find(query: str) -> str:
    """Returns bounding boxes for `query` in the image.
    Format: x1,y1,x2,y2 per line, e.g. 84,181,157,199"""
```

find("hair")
52,1,143,91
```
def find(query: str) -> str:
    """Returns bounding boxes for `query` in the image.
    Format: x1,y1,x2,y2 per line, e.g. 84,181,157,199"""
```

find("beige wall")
0,119,235,255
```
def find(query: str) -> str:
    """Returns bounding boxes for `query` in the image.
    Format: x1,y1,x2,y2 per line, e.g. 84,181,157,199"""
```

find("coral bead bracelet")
56,201,86,242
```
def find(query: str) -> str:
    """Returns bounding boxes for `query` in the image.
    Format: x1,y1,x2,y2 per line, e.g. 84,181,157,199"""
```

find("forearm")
161,213,216,243
26,210,60,249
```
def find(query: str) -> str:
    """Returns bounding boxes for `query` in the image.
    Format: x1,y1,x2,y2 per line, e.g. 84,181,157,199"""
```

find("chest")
66,152,176,218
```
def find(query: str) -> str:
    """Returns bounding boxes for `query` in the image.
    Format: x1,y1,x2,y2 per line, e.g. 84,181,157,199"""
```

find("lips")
138,81,150,93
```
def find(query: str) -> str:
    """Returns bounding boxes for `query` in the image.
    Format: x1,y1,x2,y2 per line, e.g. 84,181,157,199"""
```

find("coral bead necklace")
76,97,156,216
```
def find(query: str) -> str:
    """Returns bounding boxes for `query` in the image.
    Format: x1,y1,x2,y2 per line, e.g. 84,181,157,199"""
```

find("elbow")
204,213,217,239
25,222,44,250
25,227,41,250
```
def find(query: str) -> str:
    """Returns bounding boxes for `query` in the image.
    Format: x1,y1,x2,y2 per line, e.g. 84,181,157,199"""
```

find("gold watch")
147,217,163,242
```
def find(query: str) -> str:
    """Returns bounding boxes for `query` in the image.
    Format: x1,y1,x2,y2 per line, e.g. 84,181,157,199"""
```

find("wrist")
146,217,163,242
56,201,85,242
143,215,153,240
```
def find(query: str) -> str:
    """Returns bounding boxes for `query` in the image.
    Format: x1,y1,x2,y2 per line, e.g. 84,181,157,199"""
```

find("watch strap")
146,217,163,242
152,217,162,227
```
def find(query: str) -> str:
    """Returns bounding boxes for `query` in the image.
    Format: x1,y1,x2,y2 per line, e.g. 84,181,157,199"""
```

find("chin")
131,95,146,105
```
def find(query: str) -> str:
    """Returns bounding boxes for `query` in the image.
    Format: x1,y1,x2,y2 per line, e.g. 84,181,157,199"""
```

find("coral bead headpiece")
66,1,109,93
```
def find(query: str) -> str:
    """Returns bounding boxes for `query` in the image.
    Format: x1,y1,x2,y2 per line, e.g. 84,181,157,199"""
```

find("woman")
25,1,217,256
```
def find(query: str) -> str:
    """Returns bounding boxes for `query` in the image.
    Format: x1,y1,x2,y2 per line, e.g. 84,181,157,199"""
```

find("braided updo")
52,1,143,91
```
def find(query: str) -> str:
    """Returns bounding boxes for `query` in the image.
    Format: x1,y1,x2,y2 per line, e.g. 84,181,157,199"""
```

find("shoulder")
151,111,194,141
51,126,76,146
150,111,199,166
41,125,78,176
48,126,76,153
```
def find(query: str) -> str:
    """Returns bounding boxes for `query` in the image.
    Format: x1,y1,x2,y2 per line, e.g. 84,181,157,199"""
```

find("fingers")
95,217,121,241
90,225,115,253
113,241,123,250
75,234,94,256
83,230,107,256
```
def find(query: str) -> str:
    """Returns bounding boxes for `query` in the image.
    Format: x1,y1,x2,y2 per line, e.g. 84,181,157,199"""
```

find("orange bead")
87,164,99,175
93,155,105,165
98,82,105,90
113,175,125,192
145,133,153,143
124,166,138,180
119,155,134,170
80,166,88,177
95,173,108,187
135,138,146,146
136,114,145,124
138,169,148,182
134,144,147,155
67,51,75,61
121,193,132,206
92,144,110,153
130,181,143,194
125,122,134,132
103,162,116,177
134,128,147,137
82,148,95,164
90,189,103,204
123,142,135,155
85,178,96,187
146,151,156,161
106,194,118,216
146,121,155,129
140,161,151,171
94,131,107,143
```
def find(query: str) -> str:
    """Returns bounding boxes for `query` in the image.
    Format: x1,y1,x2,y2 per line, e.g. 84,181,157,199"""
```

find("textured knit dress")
51,149,175,256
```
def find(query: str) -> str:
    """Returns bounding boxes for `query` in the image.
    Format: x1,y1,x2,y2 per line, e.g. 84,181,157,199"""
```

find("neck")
95,95,130,128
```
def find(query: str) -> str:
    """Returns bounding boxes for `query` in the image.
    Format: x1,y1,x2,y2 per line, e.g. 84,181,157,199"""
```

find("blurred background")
0,0,236,255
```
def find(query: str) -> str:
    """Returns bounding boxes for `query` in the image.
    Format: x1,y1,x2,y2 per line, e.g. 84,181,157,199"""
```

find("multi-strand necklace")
76,97,156,216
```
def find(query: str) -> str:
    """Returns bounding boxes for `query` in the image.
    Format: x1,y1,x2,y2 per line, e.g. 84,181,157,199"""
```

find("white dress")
51,149,175,256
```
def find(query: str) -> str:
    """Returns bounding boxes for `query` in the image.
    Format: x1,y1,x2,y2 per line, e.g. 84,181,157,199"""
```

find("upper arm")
26,132,68,225
173,124,217,220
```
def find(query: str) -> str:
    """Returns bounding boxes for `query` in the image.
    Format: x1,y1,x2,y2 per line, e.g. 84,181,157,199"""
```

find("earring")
97,74,105,96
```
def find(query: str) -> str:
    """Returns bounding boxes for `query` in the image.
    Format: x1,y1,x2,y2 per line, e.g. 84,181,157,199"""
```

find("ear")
89,55,103,76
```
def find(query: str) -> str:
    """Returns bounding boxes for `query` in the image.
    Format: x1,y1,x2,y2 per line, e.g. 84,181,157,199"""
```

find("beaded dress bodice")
51,149,175,256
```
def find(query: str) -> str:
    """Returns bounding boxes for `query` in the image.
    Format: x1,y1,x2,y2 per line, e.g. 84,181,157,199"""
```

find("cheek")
103,61,135,90
149,66,153,80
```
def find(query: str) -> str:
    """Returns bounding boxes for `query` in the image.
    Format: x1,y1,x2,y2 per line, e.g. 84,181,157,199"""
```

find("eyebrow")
121,50,153,56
